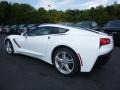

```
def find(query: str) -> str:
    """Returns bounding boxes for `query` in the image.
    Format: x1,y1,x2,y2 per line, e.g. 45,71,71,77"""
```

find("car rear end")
86,30,114,71
86,30,114,65
69,28,114,72
82,28,114,54
96,33,114,65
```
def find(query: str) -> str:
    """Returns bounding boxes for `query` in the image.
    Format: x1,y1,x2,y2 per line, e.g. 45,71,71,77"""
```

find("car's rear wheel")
5,40,14,55
53,47,80,76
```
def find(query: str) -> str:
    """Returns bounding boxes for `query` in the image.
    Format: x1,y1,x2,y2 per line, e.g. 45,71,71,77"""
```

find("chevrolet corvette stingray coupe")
4,24,114,76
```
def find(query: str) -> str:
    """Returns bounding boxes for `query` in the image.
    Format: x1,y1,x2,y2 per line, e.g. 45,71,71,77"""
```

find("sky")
1,0,120,10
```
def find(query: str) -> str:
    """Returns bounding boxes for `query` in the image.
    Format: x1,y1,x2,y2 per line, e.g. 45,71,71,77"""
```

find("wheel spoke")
66,59,74,64
61,51,66,60
58,63,64,70
55,56,63,62
64,64,71,72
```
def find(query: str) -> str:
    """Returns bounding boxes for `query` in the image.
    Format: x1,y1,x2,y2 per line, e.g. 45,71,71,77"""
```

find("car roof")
39,24,74,30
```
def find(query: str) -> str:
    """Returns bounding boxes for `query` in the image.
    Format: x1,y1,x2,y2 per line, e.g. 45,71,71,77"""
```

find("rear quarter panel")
45,33,100,72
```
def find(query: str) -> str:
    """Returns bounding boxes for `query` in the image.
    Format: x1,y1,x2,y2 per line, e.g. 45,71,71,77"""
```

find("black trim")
98,51,112,60
13,39,21,48
96,51,113,64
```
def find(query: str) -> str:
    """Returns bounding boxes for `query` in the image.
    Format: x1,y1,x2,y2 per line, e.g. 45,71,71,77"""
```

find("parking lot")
0,34,120,90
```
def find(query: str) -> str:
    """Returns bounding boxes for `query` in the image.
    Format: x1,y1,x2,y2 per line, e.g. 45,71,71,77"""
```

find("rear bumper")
96,51,112,64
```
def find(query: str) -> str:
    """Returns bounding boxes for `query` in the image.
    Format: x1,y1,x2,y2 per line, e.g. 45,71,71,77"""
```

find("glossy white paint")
5,24,114,72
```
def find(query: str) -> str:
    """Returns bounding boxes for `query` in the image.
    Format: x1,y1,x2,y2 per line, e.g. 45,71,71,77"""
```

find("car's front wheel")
5,40,14,55
53,47,80,76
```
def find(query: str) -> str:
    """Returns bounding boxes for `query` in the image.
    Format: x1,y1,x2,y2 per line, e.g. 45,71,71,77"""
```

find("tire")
5,40,14,55
53,47,80,76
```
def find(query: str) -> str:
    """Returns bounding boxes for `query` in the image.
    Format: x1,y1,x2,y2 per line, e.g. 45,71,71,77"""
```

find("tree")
37,7,49,23
0,1,11,24
11,3,36,24
0,1,120,25
48,9,65,23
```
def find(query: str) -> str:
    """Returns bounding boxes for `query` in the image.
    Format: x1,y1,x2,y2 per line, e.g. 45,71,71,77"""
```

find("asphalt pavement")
0,34,120,90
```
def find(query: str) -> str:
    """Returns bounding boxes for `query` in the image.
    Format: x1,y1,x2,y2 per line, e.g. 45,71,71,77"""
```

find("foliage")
0,1,120,25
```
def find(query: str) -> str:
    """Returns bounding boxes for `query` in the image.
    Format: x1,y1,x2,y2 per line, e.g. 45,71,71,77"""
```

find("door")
15,27,50,57
15,26,69,58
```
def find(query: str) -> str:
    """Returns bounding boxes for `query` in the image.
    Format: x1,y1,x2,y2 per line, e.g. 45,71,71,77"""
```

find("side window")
27,26,68,36
47,27,68,34
27,27,50,36
48,27,59,34
57,27,68,33
36,27,50,35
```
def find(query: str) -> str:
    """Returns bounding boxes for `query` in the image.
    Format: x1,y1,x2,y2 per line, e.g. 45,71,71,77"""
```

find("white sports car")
4,24,114,76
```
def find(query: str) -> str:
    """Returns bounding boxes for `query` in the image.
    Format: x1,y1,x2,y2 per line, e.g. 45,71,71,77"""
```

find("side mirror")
21,30,27,38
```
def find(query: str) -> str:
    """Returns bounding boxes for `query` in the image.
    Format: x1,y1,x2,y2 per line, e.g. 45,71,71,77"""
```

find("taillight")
100,38,110,46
